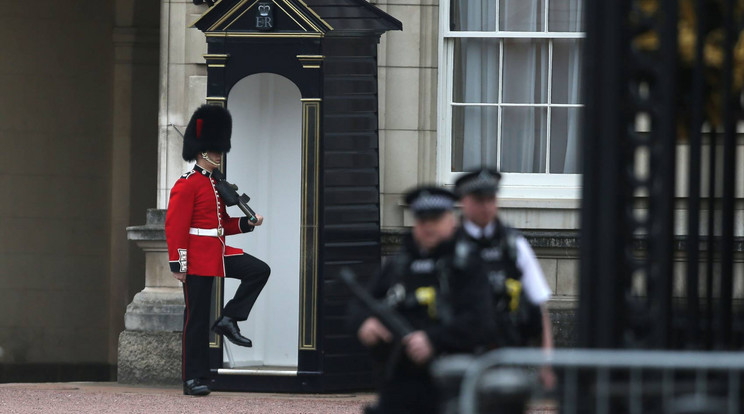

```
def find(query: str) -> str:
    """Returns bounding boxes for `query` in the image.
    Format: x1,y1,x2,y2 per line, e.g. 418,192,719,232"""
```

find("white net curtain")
450,0,583,174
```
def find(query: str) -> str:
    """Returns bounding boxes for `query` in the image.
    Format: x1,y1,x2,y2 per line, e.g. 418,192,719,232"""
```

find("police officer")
355,186,493,414
454,168,556,389
165,105,271,396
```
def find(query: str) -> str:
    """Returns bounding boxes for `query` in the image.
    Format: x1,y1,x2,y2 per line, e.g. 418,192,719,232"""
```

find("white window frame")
436,0,585,200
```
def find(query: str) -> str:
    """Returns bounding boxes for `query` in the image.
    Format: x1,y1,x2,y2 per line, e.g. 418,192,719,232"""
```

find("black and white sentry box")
190,0,401,392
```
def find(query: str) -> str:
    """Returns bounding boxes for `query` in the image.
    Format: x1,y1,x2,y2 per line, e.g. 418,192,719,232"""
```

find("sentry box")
191,0,401,392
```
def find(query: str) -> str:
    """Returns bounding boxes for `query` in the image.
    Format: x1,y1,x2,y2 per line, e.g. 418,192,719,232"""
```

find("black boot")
212,315,253,347
183,379,210,396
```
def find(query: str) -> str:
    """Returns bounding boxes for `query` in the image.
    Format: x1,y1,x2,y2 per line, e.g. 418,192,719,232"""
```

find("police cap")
454,168,502,197
404,186,458,220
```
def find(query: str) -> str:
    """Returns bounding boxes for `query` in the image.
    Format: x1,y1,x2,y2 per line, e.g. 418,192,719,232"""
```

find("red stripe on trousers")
182,281,189,381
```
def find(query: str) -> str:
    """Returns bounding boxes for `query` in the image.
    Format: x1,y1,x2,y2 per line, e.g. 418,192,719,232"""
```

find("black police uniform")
456,221,543,347
454,169,545,348
354,187,493,414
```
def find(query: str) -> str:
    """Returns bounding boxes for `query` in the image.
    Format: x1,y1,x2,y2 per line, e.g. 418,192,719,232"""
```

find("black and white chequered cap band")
410,194,455,213
456,170,500,196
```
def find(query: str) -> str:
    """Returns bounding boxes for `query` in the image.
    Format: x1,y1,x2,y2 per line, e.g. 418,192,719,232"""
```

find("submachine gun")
340,267,415,394
339,268,414,340
211,169,259,224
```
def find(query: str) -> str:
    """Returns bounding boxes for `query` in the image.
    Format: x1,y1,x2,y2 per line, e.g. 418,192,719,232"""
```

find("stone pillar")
109,23,160,370
118,209,183,385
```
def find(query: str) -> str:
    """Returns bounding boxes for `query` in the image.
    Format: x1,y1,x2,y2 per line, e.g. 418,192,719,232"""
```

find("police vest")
382,241,475,329
471,223,542,346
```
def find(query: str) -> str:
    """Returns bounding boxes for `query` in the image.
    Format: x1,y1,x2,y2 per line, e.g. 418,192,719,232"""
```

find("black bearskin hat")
182,104,232,161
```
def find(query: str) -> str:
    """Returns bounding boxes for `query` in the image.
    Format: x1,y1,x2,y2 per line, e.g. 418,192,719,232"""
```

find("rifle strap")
435,257,455,326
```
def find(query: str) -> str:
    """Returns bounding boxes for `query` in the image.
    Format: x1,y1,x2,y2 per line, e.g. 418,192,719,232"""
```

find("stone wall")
0,0,159,381
0,1,115,376
374,0,440,228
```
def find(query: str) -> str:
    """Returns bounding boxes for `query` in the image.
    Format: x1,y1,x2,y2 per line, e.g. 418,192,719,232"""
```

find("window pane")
548,0,584,32
501,107,547,173
552,39,583,104
453,38,500,104
452,106,499,172
451,0,496,31
503,39,548,103
550,107,583,173
499,0,544,32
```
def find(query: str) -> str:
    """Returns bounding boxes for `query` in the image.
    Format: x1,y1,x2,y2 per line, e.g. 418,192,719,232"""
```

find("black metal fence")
579,0,744,350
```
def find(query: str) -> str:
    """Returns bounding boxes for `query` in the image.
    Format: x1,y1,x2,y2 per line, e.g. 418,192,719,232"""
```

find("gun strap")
435,258,455,326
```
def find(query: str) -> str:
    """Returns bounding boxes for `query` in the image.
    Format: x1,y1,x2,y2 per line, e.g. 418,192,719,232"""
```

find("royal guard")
166,104,271,396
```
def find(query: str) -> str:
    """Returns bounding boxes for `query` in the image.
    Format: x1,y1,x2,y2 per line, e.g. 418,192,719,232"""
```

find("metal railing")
433,348,744,414
580,0,744,350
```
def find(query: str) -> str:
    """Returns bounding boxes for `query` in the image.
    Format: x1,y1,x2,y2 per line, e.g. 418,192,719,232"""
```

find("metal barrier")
433,348,744,414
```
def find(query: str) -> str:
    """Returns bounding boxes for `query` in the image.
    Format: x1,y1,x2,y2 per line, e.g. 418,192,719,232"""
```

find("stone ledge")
382,228,744,254
124,288,184,332
118,330,181,385
381,228,581,255
127,209,166,241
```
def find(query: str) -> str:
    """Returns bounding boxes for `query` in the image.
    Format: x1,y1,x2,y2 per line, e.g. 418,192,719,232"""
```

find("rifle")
339,268,414,339
211,169,259,224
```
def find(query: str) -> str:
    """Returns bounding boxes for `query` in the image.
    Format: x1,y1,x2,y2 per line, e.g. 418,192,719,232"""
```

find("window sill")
497,196,580,209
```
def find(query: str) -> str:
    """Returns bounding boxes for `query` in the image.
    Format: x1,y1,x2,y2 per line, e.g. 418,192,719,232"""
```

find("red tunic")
166,165,252,277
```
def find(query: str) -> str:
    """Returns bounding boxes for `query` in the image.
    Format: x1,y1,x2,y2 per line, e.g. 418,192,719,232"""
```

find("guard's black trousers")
181,253,271,381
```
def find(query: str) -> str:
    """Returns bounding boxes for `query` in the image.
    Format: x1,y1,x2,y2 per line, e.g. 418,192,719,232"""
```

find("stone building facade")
9,0,741,384
0,0,584,382
0,0,160,380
